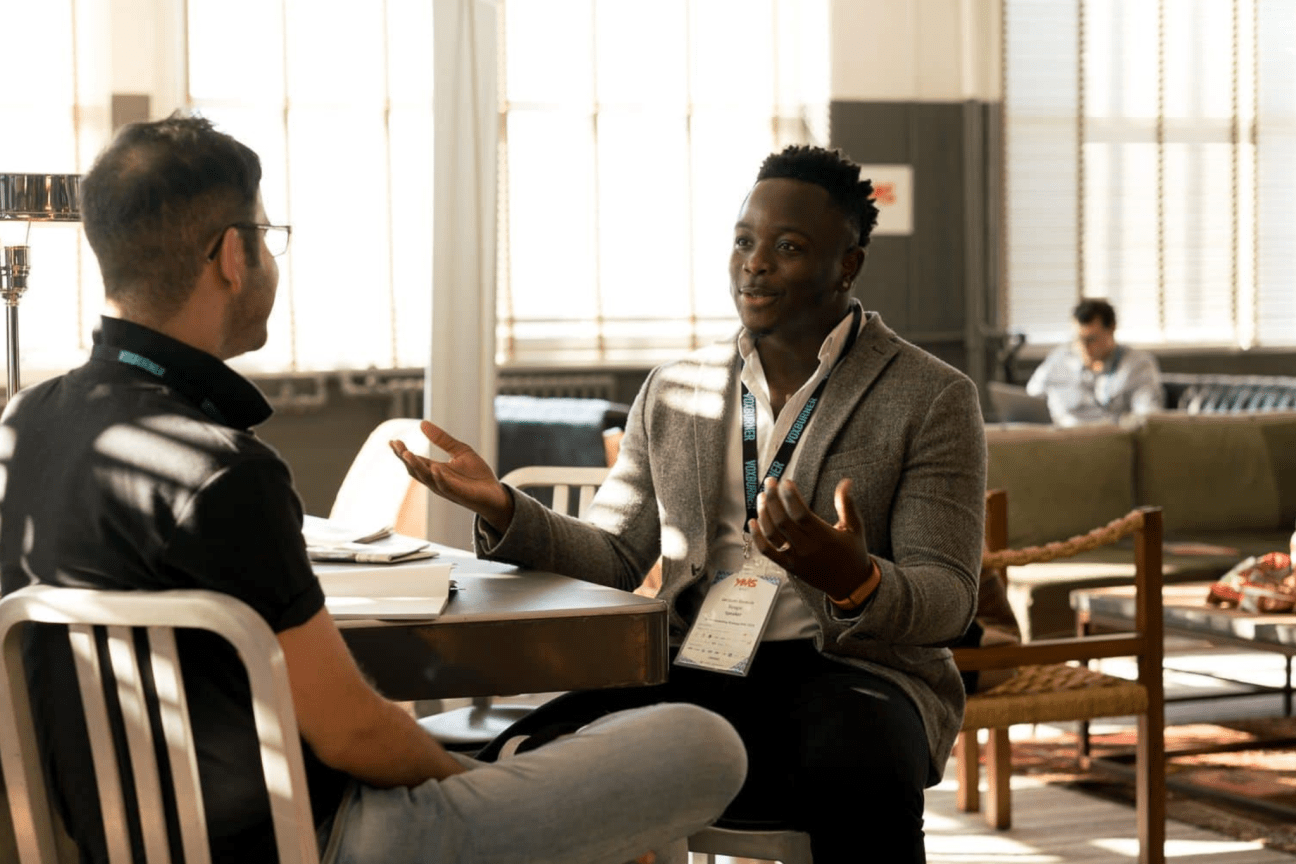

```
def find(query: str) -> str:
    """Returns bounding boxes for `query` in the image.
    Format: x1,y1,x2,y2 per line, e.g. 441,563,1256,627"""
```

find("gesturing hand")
748,477,874,602
389,420,515,532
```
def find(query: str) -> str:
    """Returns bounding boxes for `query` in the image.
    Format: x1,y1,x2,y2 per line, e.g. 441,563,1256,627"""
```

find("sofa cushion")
1255,414,1296,525
986,424,1135,547
1134,413,1291,536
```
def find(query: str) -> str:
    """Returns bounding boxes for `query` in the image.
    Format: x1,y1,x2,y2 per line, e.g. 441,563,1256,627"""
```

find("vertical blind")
495,0,829,366
1005,0,1296,349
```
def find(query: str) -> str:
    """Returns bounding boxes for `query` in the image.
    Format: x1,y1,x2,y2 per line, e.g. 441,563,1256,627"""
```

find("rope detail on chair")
982,510,1146,569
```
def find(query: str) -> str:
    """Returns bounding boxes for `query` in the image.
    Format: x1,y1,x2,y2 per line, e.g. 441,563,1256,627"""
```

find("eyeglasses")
205,223,292,261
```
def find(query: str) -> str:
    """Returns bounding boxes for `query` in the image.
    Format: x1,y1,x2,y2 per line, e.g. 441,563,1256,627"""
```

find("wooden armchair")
953,489,1166,864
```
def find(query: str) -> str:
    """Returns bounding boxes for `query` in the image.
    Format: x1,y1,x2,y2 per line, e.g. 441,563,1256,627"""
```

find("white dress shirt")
703,301,867,641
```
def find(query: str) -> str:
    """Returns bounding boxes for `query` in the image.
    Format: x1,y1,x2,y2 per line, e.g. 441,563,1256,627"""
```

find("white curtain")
423,0,499,546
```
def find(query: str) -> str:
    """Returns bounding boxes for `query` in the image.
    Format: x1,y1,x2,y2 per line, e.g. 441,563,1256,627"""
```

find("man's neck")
105,297,228,360
752,307,854,416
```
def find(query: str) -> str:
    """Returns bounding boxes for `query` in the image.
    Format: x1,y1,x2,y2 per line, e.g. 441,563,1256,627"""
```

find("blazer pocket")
821,447,885,472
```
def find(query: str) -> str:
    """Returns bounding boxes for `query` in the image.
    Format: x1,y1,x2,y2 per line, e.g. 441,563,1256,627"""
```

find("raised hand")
749,477,874,603
389,420,515,532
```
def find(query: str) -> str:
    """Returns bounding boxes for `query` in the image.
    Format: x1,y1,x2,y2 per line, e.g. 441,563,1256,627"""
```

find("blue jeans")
320,703,746,864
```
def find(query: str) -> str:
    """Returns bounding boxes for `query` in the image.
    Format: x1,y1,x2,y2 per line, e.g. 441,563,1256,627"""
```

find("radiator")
496,372,617,401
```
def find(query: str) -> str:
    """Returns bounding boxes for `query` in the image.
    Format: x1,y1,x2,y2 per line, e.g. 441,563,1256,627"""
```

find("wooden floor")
693,641,1296,864
691,759,1295,864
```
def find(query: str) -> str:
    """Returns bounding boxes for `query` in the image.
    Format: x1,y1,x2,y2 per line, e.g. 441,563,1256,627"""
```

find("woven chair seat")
962,663,1148,730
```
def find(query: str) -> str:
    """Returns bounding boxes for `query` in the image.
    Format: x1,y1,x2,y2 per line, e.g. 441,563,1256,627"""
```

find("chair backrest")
500,465,610,519
0,585,319,864
330,417,430,539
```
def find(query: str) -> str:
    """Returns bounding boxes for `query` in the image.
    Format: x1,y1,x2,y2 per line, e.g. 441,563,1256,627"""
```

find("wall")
828,0,1003,394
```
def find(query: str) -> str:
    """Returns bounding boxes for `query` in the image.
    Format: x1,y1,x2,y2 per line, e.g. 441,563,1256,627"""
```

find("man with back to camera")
1025,297,1163,426
0,113,747,864
392,145,987,862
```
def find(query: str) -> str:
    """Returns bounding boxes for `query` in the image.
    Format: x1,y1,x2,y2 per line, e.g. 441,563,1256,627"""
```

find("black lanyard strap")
741,304,862,529
93,344,230,426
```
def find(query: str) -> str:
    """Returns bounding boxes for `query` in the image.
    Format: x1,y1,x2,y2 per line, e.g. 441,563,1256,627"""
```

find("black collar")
92,317,273,430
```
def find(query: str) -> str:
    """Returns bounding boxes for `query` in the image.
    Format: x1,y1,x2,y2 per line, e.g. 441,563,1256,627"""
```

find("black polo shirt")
0,317,348,862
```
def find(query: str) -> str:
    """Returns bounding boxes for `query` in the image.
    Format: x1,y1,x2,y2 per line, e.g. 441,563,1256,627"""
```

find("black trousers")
477,640,933,863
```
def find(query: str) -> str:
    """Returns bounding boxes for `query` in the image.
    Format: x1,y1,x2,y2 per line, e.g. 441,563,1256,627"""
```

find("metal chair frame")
0,585,319,864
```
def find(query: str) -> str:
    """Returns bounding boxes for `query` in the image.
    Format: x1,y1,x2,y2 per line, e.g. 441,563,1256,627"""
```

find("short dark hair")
81,112,263,319
755,145,881,249
1072,298,1117,330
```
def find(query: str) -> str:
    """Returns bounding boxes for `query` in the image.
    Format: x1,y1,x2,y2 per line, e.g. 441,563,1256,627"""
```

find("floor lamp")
0,174,81,400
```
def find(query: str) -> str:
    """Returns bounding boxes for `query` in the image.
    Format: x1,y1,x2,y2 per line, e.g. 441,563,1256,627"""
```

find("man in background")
1026,298,1163,426
0,113,743,864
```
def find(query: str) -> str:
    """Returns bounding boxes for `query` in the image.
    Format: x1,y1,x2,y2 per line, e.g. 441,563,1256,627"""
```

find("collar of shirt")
1066,341,1125,377
93,316,274,430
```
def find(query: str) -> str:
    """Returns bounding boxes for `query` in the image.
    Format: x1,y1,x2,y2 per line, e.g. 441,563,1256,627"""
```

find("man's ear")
841,245,866,290
215,226,246,292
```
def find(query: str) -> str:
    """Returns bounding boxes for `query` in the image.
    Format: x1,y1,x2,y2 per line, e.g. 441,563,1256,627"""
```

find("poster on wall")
857,164,913,237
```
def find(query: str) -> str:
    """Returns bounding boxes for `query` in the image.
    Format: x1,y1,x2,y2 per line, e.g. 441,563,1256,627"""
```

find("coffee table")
1072,582,1296,821
1071,582,1296,716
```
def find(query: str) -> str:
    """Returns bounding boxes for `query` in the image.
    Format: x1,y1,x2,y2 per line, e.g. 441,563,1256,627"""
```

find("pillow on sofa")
986,425,1135,547
1135,413,1283,536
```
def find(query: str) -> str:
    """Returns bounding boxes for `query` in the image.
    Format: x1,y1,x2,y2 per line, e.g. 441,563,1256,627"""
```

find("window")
496,0,829,366
1003,0,1296,349
186,0,434,373
0,0,109,378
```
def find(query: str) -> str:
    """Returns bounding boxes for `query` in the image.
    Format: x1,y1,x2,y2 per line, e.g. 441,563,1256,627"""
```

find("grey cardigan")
478,312,987,777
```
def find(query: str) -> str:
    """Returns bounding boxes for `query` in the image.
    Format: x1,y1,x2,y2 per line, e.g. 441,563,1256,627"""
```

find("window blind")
1004,0,1296,350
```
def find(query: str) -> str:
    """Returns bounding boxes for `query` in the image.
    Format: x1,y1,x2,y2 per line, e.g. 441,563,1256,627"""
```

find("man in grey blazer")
394,145,986,862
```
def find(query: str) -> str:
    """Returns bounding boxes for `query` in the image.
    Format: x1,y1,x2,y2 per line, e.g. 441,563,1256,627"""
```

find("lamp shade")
0,174,80,222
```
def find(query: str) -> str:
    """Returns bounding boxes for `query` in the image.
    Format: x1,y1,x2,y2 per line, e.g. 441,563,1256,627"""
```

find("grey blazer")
479,312,987,777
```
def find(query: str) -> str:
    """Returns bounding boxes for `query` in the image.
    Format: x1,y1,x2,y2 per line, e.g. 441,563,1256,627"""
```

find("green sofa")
985,412,1296,640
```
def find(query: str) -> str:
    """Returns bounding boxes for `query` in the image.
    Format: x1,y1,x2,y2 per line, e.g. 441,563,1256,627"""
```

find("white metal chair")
687,825,813,863
420,464,612,748
0,585,319,864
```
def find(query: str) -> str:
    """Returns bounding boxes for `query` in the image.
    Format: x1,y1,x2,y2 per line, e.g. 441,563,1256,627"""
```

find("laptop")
987,382,1053,424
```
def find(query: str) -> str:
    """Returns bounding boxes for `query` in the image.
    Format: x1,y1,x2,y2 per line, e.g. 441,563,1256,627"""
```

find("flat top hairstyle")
1072,298,1117,330
81,112,263,320
755,145,882,250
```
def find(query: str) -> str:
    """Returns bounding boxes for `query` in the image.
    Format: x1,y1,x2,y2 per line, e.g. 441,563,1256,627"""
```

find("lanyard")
92,343,230,426
740,304,861,550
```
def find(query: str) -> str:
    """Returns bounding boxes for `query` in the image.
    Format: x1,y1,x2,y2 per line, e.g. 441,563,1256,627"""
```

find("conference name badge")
675,557,782,676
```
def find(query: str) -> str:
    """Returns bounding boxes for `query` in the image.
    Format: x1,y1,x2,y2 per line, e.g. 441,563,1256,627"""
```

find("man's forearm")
317,700,466,788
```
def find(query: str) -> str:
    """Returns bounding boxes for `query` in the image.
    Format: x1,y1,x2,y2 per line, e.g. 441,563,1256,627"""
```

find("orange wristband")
829,559,880,611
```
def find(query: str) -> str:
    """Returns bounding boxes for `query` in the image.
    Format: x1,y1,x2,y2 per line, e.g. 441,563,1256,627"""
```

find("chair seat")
687,825,812,864
963,663,1149,729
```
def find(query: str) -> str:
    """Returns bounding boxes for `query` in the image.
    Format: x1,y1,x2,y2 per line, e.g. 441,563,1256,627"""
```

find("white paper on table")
316,560,454,619
303,514,435,563
303,514,393,546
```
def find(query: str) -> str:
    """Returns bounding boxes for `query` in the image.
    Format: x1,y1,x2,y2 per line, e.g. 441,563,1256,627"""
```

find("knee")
626,703,747,808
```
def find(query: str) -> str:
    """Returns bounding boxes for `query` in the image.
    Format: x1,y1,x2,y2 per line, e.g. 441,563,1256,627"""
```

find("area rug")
1010,719,1296,853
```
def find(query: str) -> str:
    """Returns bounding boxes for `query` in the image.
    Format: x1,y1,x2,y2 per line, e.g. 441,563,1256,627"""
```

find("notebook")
314,560,454,620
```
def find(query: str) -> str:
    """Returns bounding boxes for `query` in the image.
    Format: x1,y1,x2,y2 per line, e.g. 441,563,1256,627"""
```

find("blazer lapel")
790,312,901,496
